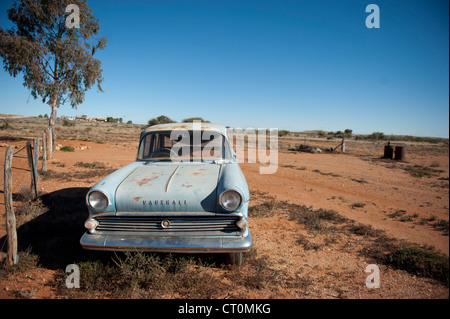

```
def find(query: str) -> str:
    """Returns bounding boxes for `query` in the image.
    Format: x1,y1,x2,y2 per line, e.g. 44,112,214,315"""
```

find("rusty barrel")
383,145,394,159
394,146,406,161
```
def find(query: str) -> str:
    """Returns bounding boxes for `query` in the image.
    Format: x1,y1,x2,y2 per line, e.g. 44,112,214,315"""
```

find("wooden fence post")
46,128,52,160
33,137,39,186
4,147,18,266
42,131,47,172
341,137,346,153
51,127,56,151
26,140,38,200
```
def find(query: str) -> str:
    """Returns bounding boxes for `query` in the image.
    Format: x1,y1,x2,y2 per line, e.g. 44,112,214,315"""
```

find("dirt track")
0,138,449,299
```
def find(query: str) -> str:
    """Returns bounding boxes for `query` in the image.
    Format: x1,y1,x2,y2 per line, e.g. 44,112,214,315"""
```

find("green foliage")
278,130,290,137
60,146,74,152
344,129,353,137
0,0,107,131
62,119,75,127
0,122,10,130
368,132,386,140
148,115,176,126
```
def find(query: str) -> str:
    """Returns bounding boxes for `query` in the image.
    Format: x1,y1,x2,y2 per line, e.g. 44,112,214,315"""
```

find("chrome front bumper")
80,232,252,253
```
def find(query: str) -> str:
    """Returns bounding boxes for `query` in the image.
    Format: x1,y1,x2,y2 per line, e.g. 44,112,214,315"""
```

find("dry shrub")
0,248,40,279
248,201,288,218
14,198,48,227
385,247,449,286
74,161,109,169
288,205,347,234
41,168,116,181
347,224,385,238
295,234,322,251
59,252,227,299
226,250,282,290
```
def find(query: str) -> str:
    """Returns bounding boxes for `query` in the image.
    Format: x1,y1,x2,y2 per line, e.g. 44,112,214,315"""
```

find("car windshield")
138,130,232,162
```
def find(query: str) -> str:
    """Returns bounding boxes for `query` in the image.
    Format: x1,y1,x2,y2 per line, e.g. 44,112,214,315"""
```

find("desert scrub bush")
278,130,290,137
431,219,449,236
60,252,224,299
295,234,322,251
62,119,75,127
403,165,444,178
385,247,449,286
60,146,74,152
368,132,386,140
226,250,282,290
14,198,48,227
288,205,347,234
75,161,109,169
312,169,341,178
41,168,116,181
0,248,40,278
389,210,407,218
347,223,385,238
250,189,276,200
0,122,10,130
248,201,289,218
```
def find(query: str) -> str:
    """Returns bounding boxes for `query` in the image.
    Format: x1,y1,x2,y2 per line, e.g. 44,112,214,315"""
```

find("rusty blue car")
80,122,252,265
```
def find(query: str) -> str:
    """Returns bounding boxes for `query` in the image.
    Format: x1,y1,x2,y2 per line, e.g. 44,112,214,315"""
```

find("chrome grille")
94,216,240,235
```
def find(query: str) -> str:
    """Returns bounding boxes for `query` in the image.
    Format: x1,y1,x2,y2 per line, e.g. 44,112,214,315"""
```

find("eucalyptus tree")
0,0,107,143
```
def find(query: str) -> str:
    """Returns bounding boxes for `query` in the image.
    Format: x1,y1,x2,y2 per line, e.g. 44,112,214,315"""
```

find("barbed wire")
1,144,33,207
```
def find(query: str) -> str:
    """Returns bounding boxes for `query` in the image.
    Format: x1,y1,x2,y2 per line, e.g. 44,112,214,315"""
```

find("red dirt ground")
0,139,448,299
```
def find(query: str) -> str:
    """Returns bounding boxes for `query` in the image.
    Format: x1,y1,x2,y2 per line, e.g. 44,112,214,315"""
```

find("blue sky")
0,0,448,137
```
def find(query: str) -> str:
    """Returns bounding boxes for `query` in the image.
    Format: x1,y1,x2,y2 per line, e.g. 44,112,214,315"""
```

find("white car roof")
143,122,228,137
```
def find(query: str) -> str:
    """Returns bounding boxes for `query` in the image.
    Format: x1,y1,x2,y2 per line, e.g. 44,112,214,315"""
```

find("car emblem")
161,219,171,229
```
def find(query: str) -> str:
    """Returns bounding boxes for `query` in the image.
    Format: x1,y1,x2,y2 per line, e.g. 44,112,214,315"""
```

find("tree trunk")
49,99,58,150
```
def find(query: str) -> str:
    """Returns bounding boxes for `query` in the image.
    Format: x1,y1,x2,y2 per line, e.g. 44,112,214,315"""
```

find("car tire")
224,252,243,266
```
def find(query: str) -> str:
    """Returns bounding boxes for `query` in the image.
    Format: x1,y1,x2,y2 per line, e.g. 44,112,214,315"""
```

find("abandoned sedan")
80,122,251,264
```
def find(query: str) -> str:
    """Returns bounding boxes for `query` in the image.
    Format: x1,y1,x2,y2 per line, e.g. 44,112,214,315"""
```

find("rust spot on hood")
190,172,204,176
137,175,159,186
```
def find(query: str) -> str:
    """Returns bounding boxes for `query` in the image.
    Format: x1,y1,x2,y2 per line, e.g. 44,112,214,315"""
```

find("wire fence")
1,138,44,264
0,144,33,208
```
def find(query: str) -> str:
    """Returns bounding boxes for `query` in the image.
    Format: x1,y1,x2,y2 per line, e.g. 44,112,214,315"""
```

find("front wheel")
224,252,243,266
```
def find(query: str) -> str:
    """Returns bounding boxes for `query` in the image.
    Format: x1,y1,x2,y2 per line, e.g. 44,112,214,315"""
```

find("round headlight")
88,191,108,210
219,190,242,211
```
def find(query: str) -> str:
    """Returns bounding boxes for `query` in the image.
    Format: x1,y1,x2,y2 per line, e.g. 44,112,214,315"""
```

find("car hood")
115,163,221,214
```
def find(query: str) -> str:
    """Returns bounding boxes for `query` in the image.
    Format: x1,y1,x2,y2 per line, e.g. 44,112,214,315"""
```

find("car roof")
143,122,228,137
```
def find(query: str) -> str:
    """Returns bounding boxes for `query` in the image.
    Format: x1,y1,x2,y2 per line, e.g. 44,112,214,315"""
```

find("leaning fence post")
33,137,40,186
4,147,18,266
26,140,38,200
42,131,47,172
